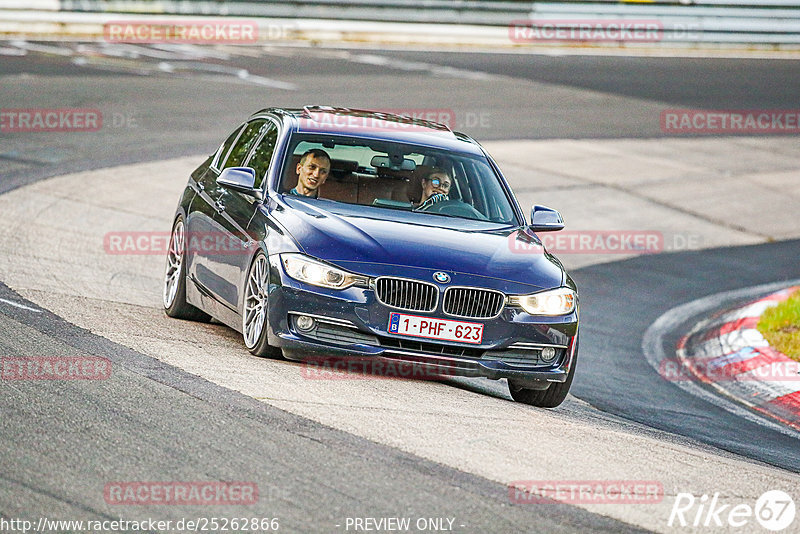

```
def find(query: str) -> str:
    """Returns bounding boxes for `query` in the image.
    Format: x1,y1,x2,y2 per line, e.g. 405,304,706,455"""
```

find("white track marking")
147,43,233,60
0,46,26,56
8,40,72,56
335,50,500,81
0,297,42,313
161,61,296,89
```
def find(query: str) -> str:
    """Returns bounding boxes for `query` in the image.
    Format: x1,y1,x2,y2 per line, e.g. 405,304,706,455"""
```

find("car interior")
283,152,447,206
277,138,517,224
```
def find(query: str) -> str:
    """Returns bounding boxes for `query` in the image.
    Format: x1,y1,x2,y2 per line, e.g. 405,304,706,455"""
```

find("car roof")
249,106,486,156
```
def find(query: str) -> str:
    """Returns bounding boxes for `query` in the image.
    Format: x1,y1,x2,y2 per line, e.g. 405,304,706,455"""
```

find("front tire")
163,217,211,322
242,252,281,358
508,347,578,408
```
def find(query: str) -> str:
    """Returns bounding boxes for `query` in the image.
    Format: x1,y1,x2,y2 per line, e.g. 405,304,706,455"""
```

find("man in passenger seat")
290,149,331,197
415,168,451,211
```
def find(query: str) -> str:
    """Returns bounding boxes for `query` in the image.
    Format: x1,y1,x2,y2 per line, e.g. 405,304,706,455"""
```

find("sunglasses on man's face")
429,178,451,188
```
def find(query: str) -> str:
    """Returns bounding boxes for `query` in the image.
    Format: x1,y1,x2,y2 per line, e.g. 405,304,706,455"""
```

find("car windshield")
279,134,518,224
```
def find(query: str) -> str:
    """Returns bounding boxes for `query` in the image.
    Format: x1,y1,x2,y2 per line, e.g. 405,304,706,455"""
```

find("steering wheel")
419,199,487,220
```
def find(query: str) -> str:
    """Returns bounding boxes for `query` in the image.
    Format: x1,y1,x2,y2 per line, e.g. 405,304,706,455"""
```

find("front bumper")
266,257,579,384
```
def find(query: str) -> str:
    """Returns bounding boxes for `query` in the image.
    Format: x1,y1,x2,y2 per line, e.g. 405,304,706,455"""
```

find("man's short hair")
299,148,331,166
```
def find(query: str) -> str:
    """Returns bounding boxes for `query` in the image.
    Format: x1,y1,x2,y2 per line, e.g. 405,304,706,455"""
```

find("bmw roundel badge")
433,272,451,284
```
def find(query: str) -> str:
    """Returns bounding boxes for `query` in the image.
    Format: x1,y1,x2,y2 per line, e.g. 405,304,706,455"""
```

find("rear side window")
245,123,279,189
222,119,266,170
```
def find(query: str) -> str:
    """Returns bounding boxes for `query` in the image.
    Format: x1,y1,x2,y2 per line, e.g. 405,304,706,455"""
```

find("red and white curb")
670,286,800,430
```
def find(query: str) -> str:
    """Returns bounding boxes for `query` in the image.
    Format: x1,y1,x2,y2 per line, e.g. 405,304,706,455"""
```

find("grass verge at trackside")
758,289,800,362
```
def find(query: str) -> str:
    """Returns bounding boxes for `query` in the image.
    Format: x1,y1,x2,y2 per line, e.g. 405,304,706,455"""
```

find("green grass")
758,289,800,363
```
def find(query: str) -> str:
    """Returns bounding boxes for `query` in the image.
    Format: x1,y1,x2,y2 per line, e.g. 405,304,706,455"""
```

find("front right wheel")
242,252,281,358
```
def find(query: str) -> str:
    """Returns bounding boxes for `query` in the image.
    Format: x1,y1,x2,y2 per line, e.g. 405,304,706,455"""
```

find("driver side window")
244,123,278,189
221,119,266,170
214,125,243,170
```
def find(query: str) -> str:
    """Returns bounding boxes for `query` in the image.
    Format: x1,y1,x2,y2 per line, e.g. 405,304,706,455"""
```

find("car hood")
274,198,565,292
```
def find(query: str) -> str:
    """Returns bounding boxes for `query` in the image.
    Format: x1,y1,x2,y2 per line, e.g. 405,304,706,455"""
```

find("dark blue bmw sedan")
164,106,579,407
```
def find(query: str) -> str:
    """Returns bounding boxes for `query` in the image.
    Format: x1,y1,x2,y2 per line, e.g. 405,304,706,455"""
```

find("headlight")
281,253,367,290
509,287,576,316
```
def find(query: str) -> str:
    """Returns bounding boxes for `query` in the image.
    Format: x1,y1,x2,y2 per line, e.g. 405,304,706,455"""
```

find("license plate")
387,312,484,344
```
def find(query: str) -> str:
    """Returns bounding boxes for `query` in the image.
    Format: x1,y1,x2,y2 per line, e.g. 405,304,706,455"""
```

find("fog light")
540,347,557,362
295,315,316,332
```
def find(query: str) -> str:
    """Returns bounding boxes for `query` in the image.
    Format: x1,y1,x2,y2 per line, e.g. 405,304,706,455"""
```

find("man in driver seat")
416,168,451,211
290,148,331,198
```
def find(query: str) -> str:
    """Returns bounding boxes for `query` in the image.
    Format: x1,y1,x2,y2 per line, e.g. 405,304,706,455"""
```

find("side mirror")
529,204,564,232
218,167,262,200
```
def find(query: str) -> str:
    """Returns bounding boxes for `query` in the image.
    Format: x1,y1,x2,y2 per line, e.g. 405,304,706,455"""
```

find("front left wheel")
163,217,211,322
508,338,578,408
242,252,281,358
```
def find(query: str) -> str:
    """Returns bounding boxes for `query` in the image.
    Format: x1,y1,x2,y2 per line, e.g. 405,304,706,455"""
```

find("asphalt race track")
1,42,799,533
574,240,800,468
